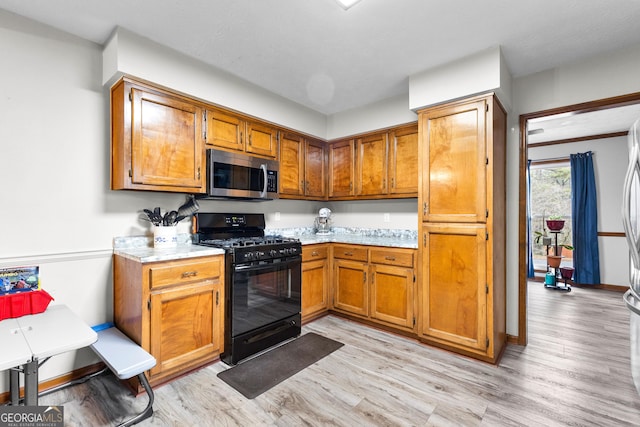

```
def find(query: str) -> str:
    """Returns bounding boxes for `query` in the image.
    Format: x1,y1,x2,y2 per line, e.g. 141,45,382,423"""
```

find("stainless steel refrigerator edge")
621,117,640,395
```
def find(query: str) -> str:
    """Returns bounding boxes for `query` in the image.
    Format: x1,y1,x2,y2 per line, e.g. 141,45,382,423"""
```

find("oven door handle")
260,164,268,198
234,258,301,272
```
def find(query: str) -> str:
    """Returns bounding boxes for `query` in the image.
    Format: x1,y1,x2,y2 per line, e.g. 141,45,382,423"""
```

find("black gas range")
194,213,302,365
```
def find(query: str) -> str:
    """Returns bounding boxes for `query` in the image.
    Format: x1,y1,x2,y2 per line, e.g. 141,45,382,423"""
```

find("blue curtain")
527,160,535,277
570,151,600,284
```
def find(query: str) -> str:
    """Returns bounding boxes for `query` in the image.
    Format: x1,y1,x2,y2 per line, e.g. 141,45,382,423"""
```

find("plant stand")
545,230,571,292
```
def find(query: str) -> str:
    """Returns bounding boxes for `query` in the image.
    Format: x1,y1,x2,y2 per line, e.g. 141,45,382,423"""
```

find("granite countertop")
267,227,418,249
113,227,418,263
113,235,225,263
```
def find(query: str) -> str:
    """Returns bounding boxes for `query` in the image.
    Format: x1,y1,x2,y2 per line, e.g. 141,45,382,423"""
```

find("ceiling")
528,103,640,144
2,0,640,138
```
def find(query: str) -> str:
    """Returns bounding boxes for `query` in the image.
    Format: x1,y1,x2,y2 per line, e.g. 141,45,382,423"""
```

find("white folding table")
0,304,97,405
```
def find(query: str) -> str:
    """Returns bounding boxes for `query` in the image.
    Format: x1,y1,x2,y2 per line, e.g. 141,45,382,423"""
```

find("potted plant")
559,267,574,280
546,215,565,231
534,230,552,247
547,254,563,268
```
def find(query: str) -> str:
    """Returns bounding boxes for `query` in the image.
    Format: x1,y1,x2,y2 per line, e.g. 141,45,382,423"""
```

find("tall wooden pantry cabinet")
417,93,506,363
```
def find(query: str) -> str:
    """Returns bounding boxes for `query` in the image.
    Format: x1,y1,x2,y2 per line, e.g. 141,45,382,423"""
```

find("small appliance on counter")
314,208,332,235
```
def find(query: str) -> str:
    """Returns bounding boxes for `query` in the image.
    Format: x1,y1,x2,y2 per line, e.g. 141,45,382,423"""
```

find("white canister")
153,226,178,248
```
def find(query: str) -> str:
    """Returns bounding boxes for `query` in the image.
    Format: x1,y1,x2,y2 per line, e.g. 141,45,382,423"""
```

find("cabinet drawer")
302,245,328,260
149,257,221,289
370,248,414,268
333,245,368,262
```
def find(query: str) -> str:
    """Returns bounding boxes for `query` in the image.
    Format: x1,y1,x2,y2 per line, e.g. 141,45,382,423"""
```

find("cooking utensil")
177,196,200,218
165,210,178,226
143,209,161,226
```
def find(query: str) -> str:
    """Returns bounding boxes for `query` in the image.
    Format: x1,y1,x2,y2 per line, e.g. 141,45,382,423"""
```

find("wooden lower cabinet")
331,244,416,332
420,223,496,360
113,254,224,388
301,244,330,321
333,258,369,316
369,249,415,329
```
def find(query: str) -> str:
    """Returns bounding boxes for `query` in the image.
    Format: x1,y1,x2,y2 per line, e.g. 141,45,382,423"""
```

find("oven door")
230,256,301,337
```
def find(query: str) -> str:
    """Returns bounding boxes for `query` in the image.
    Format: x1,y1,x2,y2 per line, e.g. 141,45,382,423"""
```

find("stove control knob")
270,249,277,257
258,251,265,258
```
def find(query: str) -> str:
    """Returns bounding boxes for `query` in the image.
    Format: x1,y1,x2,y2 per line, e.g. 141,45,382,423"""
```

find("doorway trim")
518,91,640,346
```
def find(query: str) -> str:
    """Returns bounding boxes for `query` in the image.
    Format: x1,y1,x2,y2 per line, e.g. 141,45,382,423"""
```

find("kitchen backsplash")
266,227,417,240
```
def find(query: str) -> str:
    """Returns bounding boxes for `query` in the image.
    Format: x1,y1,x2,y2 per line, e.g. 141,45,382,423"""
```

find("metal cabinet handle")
344,252,353,256
181,271,198,278
363,271,366,283
384,256,396,261
311,251,319,256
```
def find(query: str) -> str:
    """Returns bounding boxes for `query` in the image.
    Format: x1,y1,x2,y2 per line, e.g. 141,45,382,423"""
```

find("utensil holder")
153,226,178,248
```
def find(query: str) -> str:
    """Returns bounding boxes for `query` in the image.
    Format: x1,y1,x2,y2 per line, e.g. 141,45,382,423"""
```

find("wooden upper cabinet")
204,110,244,151
279,132,305,196
279,132,327,199
356,132,388,196
420,99,487,223
304,138,327,198
389,124,418,196
111,78,205,193
204,109,277,159
329,139,355,198
246,121,278,158
328,123,418,200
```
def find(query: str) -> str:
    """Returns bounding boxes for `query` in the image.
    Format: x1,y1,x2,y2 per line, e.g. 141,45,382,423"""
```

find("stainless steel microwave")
203,149,279,200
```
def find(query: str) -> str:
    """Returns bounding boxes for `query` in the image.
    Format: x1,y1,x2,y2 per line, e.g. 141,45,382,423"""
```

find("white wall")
409,46,512,111
0,9,114,391
326,94,417,140
528,136,628,286
104,28,327,139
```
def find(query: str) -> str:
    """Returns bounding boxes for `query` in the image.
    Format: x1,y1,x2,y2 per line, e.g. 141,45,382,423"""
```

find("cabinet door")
357,132,388,196
302,248,329,321
279,132,304,196
205,110,244,151
304,139,327,198
420,99,487,223
333,259,368,316
246,121,277,158
130,87,204,191
329,139,355,198
421,223,487,354
370,263,414,328
389,124,418,196
149,280,221,378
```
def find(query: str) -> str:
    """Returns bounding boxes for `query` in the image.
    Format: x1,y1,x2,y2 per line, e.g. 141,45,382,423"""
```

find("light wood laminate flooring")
39,283,640,426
